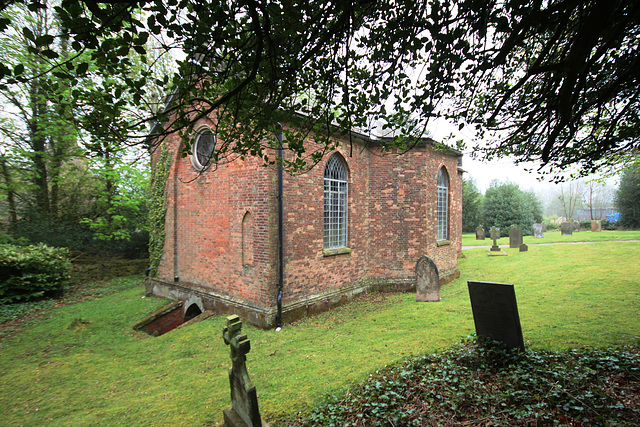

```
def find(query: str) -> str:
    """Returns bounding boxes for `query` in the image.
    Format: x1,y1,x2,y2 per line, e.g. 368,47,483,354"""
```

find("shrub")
0,244,72,304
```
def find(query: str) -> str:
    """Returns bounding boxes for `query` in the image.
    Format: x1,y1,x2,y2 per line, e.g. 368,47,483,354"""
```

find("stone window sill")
323,247,352,257
436,240,451,247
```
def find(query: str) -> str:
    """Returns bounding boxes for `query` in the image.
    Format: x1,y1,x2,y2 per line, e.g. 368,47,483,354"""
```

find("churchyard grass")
0,238,638,425
462,228,640,247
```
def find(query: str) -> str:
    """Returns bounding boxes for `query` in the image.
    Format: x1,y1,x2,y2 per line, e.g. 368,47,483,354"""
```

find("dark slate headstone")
222,315,263,427
475,226,485,240
416,256,440,302
509,227,523,248
467,281,525,351
519,243,528,252
560,222,573,236
533,223,544,238
489,226,501,252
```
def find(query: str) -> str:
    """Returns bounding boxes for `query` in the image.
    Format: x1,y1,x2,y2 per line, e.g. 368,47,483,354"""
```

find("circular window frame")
190,127,216,171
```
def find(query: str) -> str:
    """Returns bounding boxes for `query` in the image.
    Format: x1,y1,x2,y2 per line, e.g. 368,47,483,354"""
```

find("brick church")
146,121,463,328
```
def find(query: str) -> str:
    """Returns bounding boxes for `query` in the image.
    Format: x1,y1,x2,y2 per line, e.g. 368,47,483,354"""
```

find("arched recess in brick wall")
242,211,254,266
437,166,450,241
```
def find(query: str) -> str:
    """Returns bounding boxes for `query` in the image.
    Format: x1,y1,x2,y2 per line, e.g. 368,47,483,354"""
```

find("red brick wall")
281,136,462,305
155,123,277,310
153,124,462,324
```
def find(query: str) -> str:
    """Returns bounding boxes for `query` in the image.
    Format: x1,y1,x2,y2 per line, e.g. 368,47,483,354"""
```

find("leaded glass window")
191,129,216,170
437,168,449,241
323,153,348,249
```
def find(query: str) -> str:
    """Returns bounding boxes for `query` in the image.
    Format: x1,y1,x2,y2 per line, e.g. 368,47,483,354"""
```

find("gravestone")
489,226,501,252
509,227,523,248
591,220,602,232
222,315,263,427
416,256,440,302
533,223,544,238
519,243,528,252
475,226,485,240
467,281,525,351
560,222,573,236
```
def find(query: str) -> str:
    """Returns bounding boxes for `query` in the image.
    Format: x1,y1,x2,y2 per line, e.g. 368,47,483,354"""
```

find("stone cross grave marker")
475,226,485,240
222,315,263,427
560,222,573,236
509,227,523,248
467,281,525,351
532,223,544,238
416,256,440,302
489,226,501,251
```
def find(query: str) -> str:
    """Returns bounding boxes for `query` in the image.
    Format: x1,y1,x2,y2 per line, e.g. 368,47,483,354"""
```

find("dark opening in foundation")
134,300,212,336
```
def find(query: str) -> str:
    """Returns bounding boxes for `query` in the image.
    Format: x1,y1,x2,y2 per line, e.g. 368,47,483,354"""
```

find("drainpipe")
276,127,284,329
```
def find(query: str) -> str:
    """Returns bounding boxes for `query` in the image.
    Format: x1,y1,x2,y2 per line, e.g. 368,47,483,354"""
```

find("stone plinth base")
488,250,508,257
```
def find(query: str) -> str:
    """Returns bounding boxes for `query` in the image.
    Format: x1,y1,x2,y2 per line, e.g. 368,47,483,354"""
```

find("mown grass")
0,240,639,425
461,229,640,247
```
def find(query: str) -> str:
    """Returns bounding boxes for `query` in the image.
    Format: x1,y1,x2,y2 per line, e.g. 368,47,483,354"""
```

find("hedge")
0,244,71,304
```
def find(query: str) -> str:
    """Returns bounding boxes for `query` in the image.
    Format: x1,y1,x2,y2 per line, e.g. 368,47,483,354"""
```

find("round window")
191,129,216,170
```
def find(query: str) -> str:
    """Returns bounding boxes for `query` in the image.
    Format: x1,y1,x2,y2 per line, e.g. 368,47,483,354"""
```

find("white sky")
428,118,580,196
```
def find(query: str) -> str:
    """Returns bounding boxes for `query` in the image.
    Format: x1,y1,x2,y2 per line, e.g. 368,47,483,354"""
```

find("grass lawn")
0,239,638,425
461,228,640,247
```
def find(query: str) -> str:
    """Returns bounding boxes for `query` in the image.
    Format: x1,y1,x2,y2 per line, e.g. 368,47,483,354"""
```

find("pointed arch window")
324,153,349,250
437,167,449,241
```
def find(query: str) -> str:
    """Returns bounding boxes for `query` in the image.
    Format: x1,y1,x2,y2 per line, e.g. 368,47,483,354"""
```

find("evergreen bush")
0,244,71,304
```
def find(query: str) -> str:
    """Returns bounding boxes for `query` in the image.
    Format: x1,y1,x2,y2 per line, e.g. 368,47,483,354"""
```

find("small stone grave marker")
560,222,573,236
489,226,501,251
519,243,528,252
533,223,544,238
509,226,523,248
416,256,440,302
475,226,485,240
488,227,506,256
222,315,263,427
467,281,525,351
591,220,602,232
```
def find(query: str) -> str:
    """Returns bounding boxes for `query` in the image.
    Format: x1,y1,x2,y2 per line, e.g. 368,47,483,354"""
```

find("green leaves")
297,337,640,426
0,244,71,304
2,0,637,177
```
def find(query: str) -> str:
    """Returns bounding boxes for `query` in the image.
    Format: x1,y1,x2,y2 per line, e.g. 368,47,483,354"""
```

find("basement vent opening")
134,300,212,336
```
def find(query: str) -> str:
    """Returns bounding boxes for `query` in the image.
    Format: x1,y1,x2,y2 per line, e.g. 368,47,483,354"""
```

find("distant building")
607,213,620,222
147,122,463,329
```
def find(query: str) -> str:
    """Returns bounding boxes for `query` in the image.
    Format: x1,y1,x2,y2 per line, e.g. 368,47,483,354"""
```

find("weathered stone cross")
222,315,263,427
490,226,501,251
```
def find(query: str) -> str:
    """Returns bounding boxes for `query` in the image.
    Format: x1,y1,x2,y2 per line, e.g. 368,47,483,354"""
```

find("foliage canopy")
462,178,483,232
615,164,640,228
482,180,543,235
0,0,638,175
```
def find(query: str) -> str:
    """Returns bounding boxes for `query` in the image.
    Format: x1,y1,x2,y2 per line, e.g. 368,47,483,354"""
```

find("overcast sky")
428,118,602,196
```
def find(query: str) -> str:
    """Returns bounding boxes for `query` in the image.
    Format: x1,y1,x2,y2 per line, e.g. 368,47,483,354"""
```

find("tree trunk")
0,156,18,227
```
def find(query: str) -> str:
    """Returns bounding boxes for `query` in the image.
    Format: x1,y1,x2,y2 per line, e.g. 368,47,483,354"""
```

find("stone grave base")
488,250,508,257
